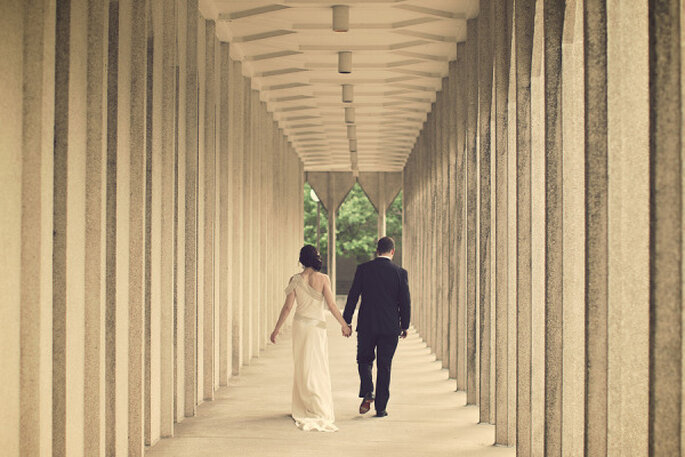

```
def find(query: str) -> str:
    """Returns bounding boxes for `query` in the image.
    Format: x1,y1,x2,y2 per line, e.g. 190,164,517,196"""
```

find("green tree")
336,183,378,263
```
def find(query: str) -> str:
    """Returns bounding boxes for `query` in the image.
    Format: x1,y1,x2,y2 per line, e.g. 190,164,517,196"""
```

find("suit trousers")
357,332,399,412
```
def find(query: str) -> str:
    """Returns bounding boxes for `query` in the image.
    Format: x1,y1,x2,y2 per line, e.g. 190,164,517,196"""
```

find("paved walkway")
146,313,515,457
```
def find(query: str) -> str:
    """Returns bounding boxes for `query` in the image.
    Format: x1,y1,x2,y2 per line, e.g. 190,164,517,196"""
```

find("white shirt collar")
377,255,392,260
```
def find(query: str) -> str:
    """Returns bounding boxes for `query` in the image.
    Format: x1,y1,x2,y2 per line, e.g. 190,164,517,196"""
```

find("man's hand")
342,324,352,338
400,329,408,339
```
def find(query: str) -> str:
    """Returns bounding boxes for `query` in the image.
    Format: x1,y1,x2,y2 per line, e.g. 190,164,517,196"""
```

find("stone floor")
146,314,515,457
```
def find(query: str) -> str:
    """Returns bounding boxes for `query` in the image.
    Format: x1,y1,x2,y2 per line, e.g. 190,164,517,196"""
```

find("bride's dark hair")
299,245,323,271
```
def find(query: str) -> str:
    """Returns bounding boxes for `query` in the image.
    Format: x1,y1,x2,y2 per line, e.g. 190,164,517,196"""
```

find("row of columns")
403,0,684,455
1,0,304,456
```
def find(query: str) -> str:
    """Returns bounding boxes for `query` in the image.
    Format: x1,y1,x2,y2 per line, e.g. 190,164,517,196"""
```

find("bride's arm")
270,291,295,343
322,276,352,336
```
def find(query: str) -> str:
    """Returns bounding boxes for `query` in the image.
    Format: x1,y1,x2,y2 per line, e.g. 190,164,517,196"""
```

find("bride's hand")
270,330,278,344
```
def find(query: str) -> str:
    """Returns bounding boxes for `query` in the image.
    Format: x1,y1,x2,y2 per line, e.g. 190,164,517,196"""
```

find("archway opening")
304,182,403,297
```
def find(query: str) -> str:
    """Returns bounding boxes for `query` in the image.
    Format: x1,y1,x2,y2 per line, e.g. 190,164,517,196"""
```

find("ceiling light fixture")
332,5,350,32
344,107,355,123
338,51,352,74
342,84,353,103
349,139,358,151
347,125,357,139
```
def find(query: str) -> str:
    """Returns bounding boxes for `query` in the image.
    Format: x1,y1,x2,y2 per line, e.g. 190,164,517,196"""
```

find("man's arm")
398,268,411,331
343,265,363,324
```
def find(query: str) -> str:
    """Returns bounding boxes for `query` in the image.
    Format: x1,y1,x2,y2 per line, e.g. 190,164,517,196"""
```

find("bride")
270,245,352,432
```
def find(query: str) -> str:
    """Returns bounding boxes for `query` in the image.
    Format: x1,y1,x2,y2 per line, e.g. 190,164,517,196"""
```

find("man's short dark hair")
377,236,395,255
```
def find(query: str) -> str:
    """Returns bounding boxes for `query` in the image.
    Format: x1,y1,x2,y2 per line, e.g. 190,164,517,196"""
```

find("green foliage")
336,183,378,263
303,182,403,265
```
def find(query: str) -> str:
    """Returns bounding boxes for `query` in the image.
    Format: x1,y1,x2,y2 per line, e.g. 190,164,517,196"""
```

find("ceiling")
201,0,479,172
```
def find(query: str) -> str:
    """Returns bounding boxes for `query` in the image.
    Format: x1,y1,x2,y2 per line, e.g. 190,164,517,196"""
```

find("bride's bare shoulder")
315,272,331,283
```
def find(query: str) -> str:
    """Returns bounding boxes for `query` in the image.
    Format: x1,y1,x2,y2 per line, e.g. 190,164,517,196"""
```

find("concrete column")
250,89,259,360
174,0,187,423
218,42,231,386
104,0,130,452
506,26,518,444
14,1,58,456
182,0,198,418
493,0,512,445
465,18,479,406
201,18,216,403
52,0,93,455
440,77,450,370
159,0,176,437
606,1,650,455
241,78,252,364
455,42,468,393
441,89,448,365
514,0,535,454
648,0,682,454
378,191,386,238
419,138,427,337
583,1,608,454
477,0,493,423
542,1,565,455
430,110,437,354
447,61,458,380
438,95,446,363
126,1,148,454
146,0,163,447
213,35,221,391
529,5,545,454
0,2,24,452
84,2,110,454
560,1,584,455
329,172,338,295
258,99,268,354
195,16,205,402
230,62,244,374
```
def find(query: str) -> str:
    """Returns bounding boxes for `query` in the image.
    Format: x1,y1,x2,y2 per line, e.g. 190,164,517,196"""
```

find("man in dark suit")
343,236,411,417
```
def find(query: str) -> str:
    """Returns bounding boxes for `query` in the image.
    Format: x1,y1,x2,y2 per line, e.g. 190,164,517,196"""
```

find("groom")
343,236,411,417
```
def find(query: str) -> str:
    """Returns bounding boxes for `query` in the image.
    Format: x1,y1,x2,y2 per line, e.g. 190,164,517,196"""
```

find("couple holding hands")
270,236,411,432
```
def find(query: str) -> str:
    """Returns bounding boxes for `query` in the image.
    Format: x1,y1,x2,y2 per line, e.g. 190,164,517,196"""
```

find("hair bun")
299,245,323,271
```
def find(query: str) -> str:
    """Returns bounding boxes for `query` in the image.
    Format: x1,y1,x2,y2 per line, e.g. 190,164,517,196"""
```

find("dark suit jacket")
343,257,411,335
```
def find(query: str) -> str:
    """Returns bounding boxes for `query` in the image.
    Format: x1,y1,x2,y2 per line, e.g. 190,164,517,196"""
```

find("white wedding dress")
285,273,338,432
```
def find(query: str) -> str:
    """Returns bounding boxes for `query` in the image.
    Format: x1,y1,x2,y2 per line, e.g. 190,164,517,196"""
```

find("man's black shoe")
359,394,374,414
375,410,388,417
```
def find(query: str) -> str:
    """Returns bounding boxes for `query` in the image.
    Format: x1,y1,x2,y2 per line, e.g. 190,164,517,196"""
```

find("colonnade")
404,0,683,455
1,1,303,456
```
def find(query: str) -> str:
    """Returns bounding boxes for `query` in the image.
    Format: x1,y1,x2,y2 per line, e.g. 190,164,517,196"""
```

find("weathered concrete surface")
493,0,512,445
515,0,535,455
465,18,479,407
477,0,493,424
543,2,564,456
560,2,584,456
648,0,683,454
583,1,609,455
146,319,515,457
18,0,56,456
606,1,650,456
